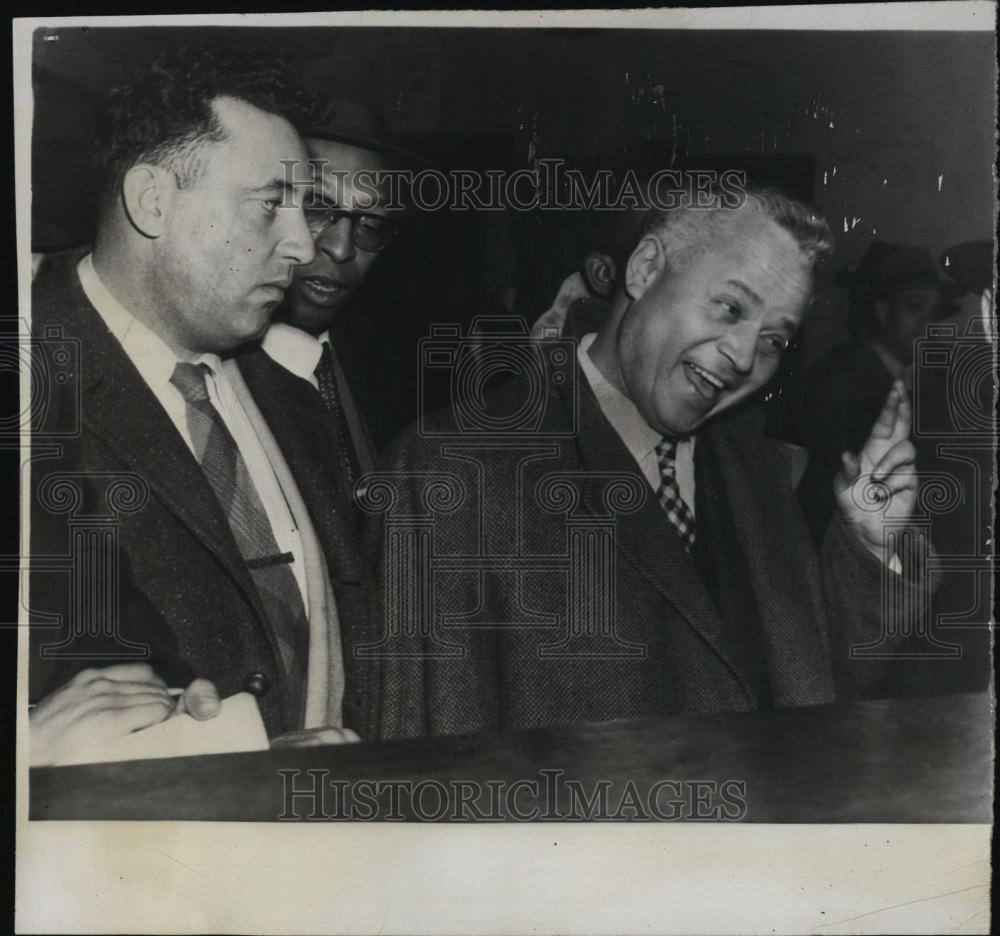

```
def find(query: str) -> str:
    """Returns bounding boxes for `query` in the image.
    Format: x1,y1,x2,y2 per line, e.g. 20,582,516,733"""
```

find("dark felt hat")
294,56,429,168
836,242,963,299
940,241,994,294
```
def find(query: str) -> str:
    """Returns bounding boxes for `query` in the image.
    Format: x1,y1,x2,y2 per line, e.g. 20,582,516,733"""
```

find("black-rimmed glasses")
303,206,398,252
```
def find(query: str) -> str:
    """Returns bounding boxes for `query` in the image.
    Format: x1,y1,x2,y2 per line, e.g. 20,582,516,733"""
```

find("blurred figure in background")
799,241,993,696
797,245,960,541
530,206,648,339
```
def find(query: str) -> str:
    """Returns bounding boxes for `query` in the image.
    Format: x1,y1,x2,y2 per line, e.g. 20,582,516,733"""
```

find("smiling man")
374,182,929,739
28,45,363,764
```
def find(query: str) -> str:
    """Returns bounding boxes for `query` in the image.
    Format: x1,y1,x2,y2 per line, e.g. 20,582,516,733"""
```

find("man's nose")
316,217,356,263
718,323,757,375
280,206,316,267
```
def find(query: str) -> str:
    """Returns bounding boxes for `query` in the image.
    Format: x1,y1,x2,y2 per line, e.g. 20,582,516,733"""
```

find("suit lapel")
236,346,366,586
705,412,835,705
236,346,378,734
70,288,268,621
558,372,756,700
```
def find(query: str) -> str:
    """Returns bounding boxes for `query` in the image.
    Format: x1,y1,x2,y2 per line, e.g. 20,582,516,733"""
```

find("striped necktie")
654,436,697,558
315,340,362,496
171,361,308,723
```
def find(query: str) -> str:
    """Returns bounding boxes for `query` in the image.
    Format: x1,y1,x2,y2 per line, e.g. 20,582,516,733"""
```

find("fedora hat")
836,242,963,299
875,245,962,296
294,55,429,168
940,241,994,295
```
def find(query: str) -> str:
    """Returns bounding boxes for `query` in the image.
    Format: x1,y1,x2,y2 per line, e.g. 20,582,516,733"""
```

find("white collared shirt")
77,254,309,608
261,320,377,479
261,320,328,390
577,332,696,516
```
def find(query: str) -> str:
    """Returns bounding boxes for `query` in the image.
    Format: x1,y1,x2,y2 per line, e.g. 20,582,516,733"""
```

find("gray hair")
639,180,834,273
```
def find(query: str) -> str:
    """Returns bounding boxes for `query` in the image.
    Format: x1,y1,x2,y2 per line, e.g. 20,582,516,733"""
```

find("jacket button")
242,671,271,696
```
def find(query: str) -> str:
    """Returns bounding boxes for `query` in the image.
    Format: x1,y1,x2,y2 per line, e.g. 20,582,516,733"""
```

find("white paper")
53,693,269,767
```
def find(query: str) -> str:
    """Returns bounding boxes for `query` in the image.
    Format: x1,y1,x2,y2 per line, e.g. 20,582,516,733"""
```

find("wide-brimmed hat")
294,55,429,168
940,241,994,294
836,242,964,299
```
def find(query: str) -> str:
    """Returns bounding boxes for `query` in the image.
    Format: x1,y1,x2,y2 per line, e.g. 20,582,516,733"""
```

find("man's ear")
582,252,618,298
623,235,665,302
872,298,889,329
121,164,174,238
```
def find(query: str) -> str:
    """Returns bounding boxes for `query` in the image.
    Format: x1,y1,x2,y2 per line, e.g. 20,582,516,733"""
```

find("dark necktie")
654,436,697,558
315,341,362,495
171,361,308,721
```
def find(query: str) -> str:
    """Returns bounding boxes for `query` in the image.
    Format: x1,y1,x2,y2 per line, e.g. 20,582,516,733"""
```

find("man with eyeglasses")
238,58,414,505
232,58,422,743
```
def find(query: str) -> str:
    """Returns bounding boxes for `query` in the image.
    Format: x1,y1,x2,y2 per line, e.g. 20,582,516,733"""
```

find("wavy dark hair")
93,43,316,212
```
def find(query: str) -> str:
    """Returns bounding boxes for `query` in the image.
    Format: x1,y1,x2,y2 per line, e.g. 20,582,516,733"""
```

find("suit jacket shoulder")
29,251,304,735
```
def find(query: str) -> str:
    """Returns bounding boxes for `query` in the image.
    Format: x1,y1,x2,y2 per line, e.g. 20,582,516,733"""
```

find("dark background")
9,19,995,925
30,25,996,446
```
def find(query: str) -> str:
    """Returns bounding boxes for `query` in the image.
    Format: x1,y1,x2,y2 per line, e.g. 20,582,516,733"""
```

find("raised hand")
833,379,918,563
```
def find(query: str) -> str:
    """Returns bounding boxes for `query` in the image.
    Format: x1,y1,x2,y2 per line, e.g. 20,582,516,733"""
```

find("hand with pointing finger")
833,379,919,564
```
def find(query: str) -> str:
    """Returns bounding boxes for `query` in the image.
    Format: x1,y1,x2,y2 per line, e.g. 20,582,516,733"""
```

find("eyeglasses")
303,206,397,252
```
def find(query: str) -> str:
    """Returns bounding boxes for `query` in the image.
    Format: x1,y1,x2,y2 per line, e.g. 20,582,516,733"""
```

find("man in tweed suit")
372,183,926,738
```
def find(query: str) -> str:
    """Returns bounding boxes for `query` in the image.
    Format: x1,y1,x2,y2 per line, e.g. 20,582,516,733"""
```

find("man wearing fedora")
231,58,424,742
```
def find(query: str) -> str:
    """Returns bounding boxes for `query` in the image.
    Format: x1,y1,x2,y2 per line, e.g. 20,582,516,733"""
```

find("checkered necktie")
315,341,362,494
171,361,308,720
654,436,696,557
